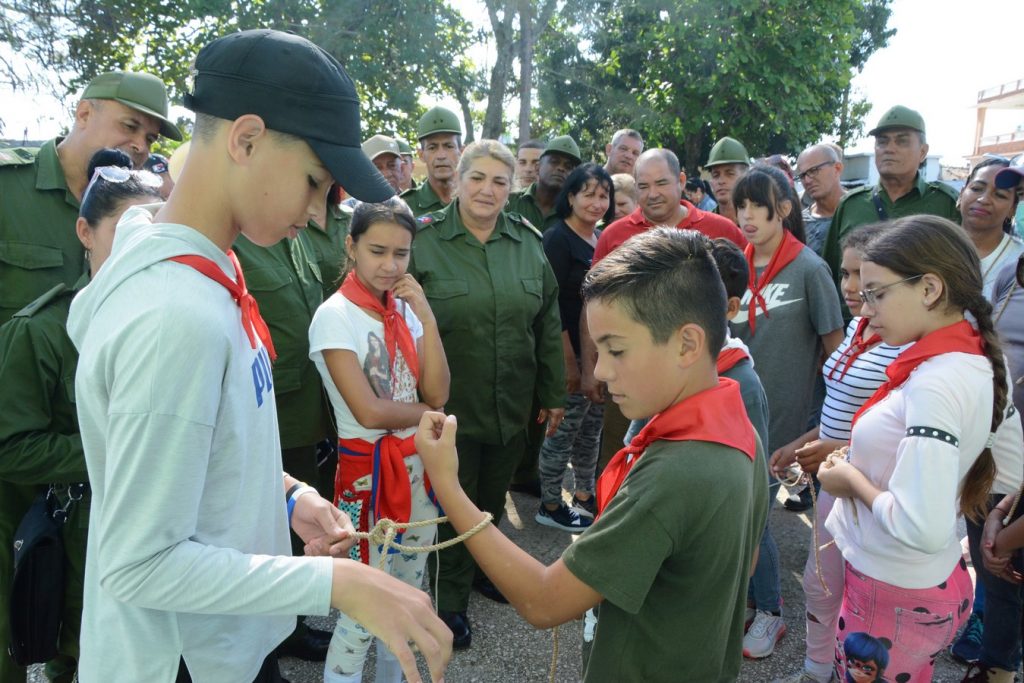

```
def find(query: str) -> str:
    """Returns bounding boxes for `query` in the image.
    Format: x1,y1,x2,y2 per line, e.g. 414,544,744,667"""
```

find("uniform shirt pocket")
0,241,64,307
424,278,470,332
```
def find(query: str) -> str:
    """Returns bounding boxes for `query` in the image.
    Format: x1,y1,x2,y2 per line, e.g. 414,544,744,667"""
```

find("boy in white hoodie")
67,30,450,683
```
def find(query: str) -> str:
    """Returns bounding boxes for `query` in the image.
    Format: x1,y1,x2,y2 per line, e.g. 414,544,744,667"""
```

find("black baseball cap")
183,29,393,202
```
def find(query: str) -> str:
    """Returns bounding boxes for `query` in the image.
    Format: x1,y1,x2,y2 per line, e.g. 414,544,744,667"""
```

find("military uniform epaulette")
845,185,873,198
928,180,960,202
0,147,38,167
11,283,68,318
507,212,543,239
399,186,417,200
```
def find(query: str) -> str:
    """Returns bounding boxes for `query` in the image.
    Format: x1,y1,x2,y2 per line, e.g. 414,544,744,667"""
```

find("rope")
352,511,568,682
774,463,832,598
352,513,493,570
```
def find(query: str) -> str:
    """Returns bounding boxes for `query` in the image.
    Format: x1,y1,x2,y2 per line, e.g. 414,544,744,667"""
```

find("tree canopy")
1,0,893,166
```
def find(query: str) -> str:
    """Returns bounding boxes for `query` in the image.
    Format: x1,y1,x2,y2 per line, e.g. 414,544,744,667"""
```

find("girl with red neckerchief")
770,223,911,683
308,198,450,683
819,215,1016,682
730,165,845,660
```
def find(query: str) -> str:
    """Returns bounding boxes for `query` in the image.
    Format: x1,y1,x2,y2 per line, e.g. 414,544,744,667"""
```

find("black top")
542,219,599,356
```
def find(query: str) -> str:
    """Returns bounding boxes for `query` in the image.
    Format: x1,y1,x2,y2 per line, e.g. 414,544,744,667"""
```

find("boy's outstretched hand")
415,412,460,491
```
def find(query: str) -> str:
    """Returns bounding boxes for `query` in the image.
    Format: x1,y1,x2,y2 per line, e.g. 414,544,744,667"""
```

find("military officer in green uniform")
0,162,162,683
505,135,582,232
362,134,403,194
821,105,959,311
400,106,463,217
705,136,751,225
396,137,416,192
0,71,180,328
410,140,565,648
307,185,353,298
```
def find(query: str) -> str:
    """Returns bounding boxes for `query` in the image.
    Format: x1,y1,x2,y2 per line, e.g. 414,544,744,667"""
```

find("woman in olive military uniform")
0,150,161,683
410,140,566,648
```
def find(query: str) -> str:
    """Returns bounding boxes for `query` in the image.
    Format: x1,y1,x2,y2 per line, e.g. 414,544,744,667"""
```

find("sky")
2,0,1023,165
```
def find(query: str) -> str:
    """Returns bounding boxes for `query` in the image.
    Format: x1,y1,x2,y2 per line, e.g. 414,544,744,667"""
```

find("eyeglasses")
796,160,833,183
859,274,923,307
82,165,164,205
90,165,163,187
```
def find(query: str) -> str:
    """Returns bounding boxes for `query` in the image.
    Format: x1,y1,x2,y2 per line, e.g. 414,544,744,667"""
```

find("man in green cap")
821,105,959,313
400,105,463,216
705,136,750,225
0,69,179,683
396,138,416,192
362,134,403,193
506,135,582,231
0,70,180,329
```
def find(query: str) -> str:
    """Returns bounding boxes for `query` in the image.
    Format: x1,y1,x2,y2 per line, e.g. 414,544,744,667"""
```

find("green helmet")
542,135,582,164
706,137,750,168
396,138,414,156
416,106,462,140
362,134,400,160
868,105,925,137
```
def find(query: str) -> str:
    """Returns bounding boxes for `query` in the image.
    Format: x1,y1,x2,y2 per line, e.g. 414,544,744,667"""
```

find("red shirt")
593,200,747,264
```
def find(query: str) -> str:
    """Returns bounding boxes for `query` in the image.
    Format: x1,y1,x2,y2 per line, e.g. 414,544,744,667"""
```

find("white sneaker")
743,610,786,659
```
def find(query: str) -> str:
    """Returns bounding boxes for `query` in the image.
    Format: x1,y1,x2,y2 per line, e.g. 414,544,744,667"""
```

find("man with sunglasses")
0,71,180,329
820,105,959,318
796,144,845,257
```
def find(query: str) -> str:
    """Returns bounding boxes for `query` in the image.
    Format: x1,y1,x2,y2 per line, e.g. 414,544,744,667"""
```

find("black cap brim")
309,139,395,203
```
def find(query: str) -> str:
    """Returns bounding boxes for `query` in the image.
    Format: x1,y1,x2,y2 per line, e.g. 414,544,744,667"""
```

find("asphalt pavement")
29,485,981,682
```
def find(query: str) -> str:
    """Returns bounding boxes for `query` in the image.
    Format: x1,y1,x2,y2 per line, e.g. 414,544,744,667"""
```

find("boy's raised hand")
415,411,460,490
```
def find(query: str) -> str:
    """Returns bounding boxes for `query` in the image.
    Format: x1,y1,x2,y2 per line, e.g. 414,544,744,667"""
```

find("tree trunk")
455,86,475,144
838,82,851,149
482,0,517,140
517,0,532,144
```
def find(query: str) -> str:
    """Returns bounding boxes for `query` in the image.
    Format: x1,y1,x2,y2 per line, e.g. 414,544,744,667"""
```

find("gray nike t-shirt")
730,246,843,452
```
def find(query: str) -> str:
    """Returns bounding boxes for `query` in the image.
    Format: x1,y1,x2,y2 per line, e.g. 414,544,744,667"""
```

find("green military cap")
706,137,750,168
541,135,582,164
417,106,462,140
362,134,401,160
868,105,926,136
82,71,183,141
396,138,414,156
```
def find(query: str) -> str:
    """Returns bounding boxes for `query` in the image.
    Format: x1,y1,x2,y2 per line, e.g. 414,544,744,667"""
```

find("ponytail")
960,294,1007,521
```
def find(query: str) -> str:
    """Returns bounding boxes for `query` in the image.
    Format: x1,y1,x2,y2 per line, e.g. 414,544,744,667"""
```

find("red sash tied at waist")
338,434,419,525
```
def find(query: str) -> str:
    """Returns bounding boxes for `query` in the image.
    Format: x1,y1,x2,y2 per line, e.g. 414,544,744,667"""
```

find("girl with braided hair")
819,215,1021,681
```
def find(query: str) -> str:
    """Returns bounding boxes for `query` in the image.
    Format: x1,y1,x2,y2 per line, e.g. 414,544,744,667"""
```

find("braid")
960,294,1007,521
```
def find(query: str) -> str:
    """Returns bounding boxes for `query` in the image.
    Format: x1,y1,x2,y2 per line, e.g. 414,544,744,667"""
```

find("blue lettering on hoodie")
251,346,273,407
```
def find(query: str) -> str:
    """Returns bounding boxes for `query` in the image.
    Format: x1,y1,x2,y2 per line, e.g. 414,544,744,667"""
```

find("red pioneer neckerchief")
828,317,882,381
851,319,984,428
339,271,420,381
716,346,750,374
169,250,277,360
743,230,804,334
595,378,757,517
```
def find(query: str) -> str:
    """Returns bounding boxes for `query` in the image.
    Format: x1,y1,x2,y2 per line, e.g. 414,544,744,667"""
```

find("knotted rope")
352,512,493,570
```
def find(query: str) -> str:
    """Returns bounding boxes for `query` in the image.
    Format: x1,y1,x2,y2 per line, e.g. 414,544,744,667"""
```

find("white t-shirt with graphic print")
309,291,424,442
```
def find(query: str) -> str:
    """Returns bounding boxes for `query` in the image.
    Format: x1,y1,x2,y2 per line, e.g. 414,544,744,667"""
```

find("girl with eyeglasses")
770,222,912,683
819,215,1022,682
0,148,161,683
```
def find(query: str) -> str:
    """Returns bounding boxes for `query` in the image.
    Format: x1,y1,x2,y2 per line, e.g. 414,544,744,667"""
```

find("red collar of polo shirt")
636,200,700,229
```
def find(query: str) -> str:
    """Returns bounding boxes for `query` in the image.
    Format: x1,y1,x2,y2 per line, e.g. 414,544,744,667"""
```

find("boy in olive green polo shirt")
416,227,768,682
